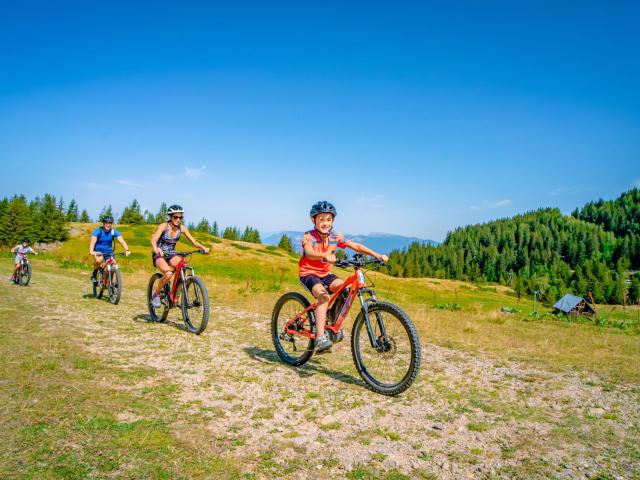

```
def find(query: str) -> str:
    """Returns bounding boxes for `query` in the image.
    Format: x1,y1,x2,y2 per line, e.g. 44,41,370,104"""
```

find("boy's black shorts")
300,273,339,294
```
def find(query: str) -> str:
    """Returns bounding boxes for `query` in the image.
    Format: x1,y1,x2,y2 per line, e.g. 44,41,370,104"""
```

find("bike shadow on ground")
82,293,105,301
243,346,365,389
132,313,190,333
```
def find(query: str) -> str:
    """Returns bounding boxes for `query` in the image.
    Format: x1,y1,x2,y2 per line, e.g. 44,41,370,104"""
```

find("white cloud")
115,179,144,188
356,194,384,208
185,165,207,178
470,199,512,211
547,186,584,197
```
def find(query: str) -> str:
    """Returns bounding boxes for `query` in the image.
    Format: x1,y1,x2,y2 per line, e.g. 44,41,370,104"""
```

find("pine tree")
80,210,91,223
278,234,294,253
211,221,219,237
155,202,167,223
37,194,68,243
223,226,240,241
0,195,32,246
241,226,261,243
196,218,210,233
66,199,79,222
119,199,145,224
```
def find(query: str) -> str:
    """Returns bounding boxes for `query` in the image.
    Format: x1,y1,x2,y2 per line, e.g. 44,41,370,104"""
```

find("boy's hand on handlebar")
125,249,131,256
378,254,389,264
322,254,337,263
200,247,210,254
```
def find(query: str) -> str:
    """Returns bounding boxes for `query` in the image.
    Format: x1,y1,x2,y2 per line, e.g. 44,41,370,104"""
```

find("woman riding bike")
150,204,210,308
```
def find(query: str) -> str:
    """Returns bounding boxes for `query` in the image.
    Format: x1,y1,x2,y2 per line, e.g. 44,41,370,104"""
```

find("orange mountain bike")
271,253,421,396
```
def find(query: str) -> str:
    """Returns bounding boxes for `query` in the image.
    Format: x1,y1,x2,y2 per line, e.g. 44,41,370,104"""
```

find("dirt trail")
8,265,640,479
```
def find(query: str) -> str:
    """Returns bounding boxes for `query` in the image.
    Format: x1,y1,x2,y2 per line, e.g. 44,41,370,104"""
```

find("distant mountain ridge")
262,231,437,255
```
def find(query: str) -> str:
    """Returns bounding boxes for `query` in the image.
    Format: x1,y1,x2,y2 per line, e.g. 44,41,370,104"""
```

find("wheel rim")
354,310,414,388
183,280,206,331
275,297,313,362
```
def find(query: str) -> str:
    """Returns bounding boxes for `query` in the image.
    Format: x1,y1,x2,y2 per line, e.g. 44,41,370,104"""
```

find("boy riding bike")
10,238,37,282
300,201,388,353
149,204,210,308
89,215,131,284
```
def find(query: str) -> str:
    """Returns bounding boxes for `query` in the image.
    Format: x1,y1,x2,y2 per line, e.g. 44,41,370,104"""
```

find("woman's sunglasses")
172,216,183,220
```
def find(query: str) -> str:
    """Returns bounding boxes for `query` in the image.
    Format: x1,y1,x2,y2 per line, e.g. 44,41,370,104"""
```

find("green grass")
0,278,243,479
8,222,640,384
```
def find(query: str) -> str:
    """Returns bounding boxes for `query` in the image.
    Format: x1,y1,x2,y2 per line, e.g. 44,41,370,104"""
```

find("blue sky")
1,1,638,241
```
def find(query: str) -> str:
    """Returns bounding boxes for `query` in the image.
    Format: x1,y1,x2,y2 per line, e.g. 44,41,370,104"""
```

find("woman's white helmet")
166,204,184,221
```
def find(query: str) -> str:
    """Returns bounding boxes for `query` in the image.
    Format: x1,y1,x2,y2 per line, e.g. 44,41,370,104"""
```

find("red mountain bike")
147,250,210,335
92,252,125,304
13,254,32,286
272,254,421,396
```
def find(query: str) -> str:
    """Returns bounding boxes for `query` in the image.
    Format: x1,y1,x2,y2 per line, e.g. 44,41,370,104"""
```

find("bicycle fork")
357,290,391,353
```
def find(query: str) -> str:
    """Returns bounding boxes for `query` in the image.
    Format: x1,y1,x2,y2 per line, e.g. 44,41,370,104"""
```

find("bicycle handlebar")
334,253,385,269
173,249,207,256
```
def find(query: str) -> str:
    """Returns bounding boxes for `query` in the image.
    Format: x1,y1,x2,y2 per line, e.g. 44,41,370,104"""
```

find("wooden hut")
552,294,596,317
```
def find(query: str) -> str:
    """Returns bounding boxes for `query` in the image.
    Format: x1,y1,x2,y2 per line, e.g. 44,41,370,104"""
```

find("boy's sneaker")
91,271,98,284
314,333,333,353
151,293,162,308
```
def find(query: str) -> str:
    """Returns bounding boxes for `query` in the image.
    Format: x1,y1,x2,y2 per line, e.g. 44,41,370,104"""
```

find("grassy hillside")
1,223,639,479
9,222,639,382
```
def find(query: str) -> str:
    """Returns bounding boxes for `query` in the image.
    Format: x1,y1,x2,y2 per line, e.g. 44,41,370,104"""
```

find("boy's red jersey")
298,229,348,277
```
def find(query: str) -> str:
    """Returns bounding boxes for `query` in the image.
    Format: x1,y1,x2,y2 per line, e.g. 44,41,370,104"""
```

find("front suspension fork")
357,290,388,350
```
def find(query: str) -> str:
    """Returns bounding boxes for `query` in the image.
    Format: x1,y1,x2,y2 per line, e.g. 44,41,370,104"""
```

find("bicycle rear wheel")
181,276,209,334
93,270,105,299
20,263,31,286
108,268,122,305
351,301,421,396
147,273,169,322
271,292,315,367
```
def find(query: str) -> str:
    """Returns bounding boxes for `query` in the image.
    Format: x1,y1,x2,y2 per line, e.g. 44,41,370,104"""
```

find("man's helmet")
310,201,337,218
166,204,184,220
22,237,30,244
101,215,114,223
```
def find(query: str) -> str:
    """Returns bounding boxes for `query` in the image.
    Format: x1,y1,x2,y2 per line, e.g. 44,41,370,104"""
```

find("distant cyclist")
299,201,388,353
149,205,210,307
89,215,131,284
10,237,37,282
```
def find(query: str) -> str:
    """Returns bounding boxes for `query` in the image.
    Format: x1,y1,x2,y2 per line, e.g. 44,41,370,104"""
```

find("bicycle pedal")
327,329,344,343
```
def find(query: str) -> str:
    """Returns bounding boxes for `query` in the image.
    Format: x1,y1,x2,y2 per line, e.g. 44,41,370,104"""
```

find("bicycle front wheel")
181,276,209,334
108,268,122,305
20,263,31,286
147,273,169,322
93,270,104,299
271,292,315,367
351,301,421,396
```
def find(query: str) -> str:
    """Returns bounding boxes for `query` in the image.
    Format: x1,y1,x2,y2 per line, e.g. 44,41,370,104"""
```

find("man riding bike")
89,215,131,284
149,205,210,308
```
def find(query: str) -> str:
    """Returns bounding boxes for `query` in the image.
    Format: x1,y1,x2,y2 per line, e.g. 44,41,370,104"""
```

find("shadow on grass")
132,313,190,333
243,346,365,389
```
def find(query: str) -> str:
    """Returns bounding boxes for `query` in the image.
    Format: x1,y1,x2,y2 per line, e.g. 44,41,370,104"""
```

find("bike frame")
166,256,195,305
284,263,387,349
99,254,118,287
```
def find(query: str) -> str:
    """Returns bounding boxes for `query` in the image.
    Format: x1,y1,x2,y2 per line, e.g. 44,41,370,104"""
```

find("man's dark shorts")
300,273,340,294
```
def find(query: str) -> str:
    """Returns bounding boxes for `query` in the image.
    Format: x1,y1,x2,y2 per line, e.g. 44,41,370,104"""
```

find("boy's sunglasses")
172,215,183,220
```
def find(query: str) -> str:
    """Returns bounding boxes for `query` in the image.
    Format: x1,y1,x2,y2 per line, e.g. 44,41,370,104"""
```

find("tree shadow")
132,313,189,332
243,346,365,388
